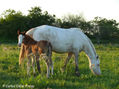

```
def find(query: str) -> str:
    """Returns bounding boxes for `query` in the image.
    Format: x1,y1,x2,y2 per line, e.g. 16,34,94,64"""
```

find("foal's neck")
23,35,37,45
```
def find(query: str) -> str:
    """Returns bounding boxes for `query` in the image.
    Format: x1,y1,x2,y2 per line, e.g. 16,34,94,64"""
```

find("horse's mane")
79,30,97,56
87,36,97,56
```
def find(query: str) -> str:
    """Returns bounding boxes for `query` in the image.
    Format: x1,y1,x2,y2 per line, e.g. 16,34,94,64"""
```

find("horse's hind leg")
46,63,50,78
74,52,80,76
51,62,53,75
47,46,53,75
61,52,73,72
49,57,53,75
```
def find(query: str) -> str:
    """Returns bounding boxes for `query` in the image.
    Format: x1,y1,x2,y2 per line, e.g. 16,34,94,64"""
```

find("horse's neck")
84,42,96,64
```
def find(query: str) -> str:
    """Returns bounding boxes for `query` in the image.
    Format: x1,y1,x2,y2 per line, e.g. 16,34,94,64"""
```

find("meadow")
0,43,119,89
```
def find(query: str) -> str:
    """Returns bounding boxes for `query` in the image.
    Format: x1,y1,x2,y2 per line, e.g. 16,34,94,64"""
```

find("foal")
18,31,53,78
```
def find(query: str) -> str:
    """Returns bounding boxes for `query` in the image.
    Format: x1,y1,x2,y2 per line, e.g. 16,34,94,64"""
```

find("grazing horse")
18,25,101,76
17,30,53,77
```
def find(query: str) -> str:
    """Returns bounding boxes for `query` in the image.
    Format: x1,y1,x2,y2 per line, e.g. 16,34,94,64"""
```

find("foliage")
28,7,55,28
0,6,119,42
57,14,86,28
91,17,119,40
0,9,29,40
0,43,119,89
0,7,55,40
54,15,119,43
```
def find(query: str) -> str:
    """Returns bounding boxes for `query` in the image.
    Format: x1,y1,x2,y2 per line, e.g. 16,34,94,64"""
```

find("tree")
60,14,85,28
0,9,29,39
0,7,56,40
28,6,55,28
92,17,119,40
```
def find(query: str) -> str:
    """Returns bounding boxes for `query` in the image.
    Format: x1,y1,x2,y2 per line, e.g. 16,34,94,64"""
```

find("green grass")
0,43,119,89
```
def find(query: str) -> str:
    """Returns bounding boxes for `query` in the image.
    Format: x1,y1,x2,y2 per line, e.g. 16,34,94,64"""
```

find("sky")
0,0,119,21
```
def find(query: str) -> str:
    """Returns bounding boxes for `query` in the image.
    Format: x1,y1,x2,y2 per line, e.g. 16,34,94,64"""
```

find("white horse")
18,25,101,76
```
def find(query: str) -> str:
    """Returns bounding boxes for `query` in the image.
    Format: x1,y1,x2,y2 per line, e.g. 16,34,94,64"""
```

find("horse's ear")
17,30,20,35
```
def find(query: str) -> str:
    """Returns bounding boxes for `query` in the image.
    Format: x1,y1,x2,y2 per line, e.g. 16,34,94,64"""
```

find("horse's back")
34,25,85,41
28,25,89,53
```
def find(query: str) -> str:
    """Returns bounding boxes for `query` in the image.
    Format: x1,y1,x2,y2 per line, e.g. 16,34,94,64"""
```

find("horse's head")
89,56,101,75
17,30,25,47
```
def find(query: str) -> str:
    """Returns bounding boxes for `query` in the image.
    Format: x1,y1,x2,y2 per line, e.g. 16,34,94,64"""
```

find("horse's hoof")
75,71,80,76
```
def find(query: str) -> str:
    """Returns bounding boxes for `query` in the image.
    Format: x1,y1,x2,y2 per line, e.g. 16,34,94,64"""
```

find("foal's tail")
19,44,25,65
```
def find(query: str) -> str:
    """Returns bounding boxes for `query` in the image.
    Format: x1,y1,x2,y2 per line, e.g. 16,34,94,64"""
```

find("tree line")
0,6,119,43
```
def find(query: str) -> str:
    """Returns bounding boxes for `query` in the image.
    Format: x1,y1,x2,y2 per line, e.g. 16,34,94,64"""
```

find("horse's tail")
19,44,25,65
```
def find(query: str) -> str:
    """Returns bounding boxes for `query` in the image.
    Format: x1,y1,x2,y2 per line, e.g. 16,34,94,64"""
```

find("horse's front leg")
48,51,53,75
61,52,73,72
27,56,31,76
49,57,53,75
74,52,80,76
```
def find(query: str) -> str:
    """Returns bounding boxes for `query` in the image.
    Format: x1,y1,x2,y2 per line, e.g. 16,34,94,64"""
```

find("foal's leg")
61,52,73,72
32,56,36,76
36,55,41,73
27,56,31,76
45,57,50,78
19,44,25,65
74,52,80,76
47,64,50,78
45,54,52,78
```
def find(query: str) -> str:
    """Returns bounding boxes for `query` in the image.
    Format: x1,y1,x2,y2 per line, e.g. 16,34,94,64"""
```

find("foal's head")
17,30,26,47
17,30,37,47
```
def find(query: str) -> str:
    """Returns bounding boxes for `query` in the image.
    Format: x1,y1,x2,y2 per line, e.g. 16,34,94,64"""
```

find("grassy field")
0,43,119,89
